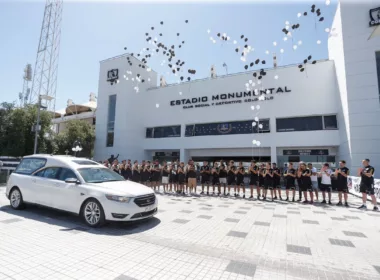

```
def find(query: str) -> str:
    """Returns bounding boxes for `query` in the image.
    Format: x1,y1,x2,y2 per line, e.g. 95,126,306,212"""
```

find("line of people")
100,157,378,210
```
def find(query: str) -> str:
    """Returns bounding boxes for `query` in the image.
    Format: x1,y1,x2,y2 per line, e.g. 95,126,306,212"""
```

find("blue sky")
0,0,337,110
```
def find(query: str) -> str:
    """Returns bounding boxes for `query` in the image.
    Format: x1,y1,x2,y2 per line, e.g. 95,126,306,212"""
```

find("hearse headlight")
105,194,132,203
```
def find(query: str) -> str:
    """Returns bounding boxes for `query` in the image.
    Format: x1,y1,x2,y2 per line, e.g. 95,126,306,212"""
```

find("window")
146,128,153,138
34,167,60,179
78,167,125,183
376,51,380,100
276,116,323,132
185,119,270,137
146,126,181,138
106,95,117,147
71,160,100,166
58,168,77,181
324,115,338,130
14,158,46,175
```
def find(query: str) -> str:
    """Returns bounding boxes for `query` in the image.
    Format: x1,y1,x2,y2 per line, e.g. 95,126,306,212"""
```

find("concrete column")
271,146,277,163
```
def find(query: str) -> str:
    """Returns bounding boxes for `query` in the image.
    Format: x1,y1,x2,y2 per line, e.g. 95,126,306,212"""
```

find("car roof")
23,154,103,170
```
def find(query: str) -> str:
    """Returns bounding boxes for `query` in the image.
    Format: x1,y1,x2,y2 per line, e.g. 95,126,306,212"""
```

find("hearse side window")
34,167,60,179
14,158,47,175
58,168,78,181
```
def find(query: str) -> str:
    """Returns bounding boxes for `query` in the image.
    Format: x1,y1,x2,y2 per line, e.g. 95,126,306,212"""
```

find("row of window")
145,115,338,139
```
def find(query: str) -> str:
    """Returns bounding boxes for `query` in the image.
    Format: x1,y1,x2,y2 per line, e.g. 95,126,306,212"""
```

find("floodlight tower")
18,64,32,107
29,0,63,112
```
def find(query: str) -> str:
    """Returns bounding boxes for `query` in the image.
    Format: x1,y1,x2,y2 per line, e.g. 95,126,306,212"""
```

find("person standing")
169,163,178,193
319,163,332,204
335,160,350,206
219,165,228,195
131,160,141,183
272,163,282,200
258,163,265,198
162,161,169,193
178,163,186,194
296,163,303,202
211,167,219,195
264,162,274,201
249,161,259,199
284,162,296,202
151,160,160,191
141,164,151,187
236,162,246,198
358,159,378,211
187,163,197,194
227,161,236,196
308,163,319,201
200,161,211,195
298,162,314,204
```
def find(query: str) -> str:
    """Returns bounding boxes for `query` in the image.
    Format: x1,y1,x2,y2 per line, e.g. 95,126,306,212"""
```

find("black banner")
186,119,270,137
283,149,329,156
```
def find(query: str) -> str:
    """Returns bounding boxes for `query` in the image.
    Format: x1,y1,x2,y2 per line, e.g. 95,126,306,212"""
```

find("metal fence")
0,157,20,185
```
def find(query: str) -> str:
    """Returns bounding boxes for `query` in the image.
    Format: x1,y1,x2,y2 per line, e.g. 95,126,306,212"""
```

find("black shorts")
201,177,210,184
301,183,312,192
286,184,296,190
360,183,375,195
258,179,264,187
337,184,348,193
264,180,273,189
227,177,236,185
236,178,244,186
212,179,219,186
320,184,331,192
169,176,178,183
249,177,258,185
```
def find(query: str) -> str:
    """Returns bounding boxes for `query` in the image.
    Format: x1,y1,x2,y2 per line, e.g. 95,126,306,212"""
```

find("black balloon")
253,73,257,77
312,60,317,64
244,65,248,70
255,59,260,64
160,21,163,25
304,12,307,16
217,33,221,37
177,33,180,36
300,68,305,72
298,65,302,68
179,45,182,48
241,35,244,39
145,33,148,36
258,76,262,80
312,4,315,8
187,77,191,81
180,76,184,81
245,38,248,42
172,70,176,74
182,41,185,44
250,62,254,67
142,79,145,83
304,59,307,64
151,27,154,30
185,20,189,23
319,17,324,22
308,55,312,60
124,47,127,50
262,60,266,64
159,33,162,36
235,48,239,52
137,74,140,77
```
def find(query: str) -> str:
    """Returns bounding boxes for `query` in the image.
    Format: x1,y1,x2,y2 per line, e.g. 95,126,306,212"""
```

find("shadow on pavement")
0,204,161,236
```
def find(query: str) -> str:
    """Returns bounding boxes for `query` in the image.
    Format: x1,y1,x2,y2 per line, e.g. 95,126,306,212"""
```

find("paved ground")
1,186,380,280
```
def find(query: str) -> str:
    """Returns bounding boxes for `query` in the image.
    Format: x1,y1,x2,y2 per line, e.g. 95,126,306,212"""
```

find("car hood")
86,180,154,197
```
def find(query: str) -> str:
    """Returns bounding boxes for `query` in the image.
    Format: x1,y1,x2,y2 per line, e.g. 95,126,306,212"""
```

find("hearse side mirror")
65,178,80,184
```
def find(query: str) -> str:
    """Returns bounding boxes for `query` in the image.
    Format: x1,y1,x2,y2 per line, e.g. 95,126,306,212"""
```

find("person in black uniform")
131,160,141,183
177,163,186,194
151,160,160,191
358,159,378,211
236,162,246,198
272,163,282,200
211,167,220,195
284,162,296,202
335,160,349,207
219,165,228,195
227,161,236,196
258,164,265,198
141,164,151,187
298,162,313,204
120,160,128,179
162,162,170,193
296,165,303,202
169,163,178,193
263,162,274,201
200,161,211,195
249,161,259,199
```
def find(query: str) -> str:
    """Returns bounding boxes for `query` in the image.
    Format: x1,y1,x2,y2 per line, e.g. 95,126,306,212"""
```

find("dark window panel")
153,126,181,138
106,132,114,147
376,52,380,99
324,115,338,130
185,125,194,137
276,116,323,132
146,128,153,138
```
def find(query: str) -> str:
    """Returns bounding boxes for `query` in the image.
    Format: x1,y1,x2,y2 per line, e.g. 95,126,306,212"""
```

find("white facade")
95,1,380,175
328,0,380,174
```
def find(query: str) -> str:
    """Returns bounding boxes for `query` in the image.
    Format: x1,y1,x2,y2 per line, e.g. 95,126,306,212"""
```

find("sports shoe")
374,206,379,211
200,191,204,195
285,197,289,201
243,194,245,198
249,195,253,199
302,200,309,204
292,198,295,202
336,201,343,206
358,205,367,210
274,196,278,200
328,201,332,205
345,202,349,207
321,200,327,204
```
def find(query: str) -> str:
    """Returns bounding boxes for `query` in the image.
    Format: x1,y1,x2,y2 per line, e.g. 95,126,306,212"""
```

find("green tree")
55,120,95,158
0,104,55,157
